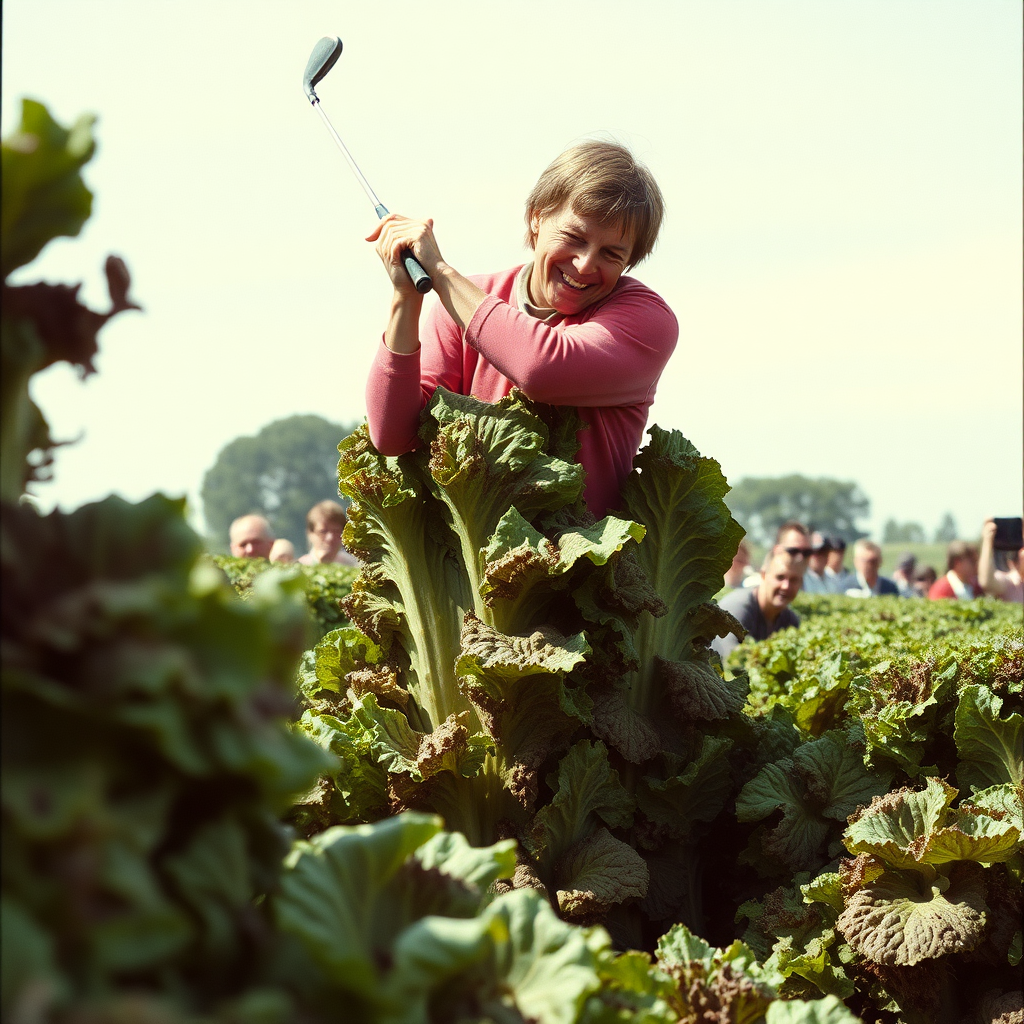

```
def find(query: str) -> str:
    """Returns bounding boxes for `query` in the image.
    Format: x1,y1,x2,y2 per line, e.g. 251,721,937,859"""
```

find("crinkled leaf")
556,827,649,919
463,888,603,1024
590,678,663,764
737,761,831,871
844,777,957,869
637,735,734,839
737,730,893,871
481,506,645,612
793,729,894,822
801,872,845,916
620,427,745,617
298,625,383,698
658,656,744,722
655,924,778,1023
296,710,389,824
456,615,591,799
836,862,988,965
337,426,472,732
767,932,854,1000
844,776,1019,868
528,741,634,867
655,923,715,969
965,783,1024,834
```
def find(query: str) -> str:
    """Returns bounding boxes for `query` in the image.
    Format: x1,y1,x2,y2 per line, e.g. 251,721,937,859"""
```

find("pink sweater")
365,266,678,516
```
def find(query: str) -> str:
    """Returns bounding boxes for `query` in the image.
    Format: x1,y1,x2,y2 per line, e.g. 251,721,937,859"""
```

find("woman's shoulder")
582,274,678,338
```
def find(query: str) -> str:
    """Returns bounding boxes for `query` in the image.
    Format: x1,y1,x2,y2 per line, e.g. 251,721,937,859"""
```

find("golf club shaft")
313,100,432,294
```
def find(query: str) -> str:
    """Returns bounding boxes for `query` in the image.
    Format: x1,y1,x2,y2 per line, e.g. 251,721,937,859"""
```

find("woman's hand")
367,214,444,298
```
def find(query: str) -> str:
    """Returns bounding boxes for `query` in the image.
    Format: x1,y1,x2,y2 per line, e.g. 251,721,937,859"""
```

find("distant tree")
882,519,926,544
933,512,958,543
201,414,357,551
725,475,870,547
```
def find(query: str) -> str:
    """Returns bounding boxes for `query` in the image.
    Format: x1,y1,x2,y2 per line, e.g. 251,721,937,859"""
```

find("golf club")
303,36,432,294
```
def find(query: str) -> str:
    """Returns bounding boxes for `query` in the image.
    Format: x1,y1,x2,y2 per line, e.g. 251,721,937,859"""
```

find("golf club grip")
402,250,433,293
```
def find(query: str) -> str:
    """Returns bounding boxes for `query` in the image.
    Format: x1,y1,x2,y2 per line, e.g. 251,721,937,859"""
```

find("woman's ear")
528,210,540,247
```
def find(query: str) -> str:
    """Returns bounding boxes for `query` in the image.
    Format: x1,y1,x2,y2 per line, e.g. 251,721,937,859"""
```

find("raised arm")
977,519,1007,598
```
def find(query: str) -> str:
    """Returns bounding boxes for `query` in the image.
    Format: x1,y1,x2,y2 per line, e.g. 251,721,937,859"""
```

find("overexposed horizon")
3,0,1021,541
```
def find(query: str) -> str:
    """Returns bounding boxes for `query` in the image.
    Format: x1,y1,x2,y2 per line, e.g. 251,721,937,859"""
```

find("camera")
993,517,1024,552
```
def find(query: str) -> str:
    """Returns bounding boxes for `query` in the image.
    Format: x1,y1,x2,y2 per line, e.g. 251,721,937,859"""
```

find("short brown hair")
524,141,665,269
775,520,810,542
307,500,346,532
946,540,977,571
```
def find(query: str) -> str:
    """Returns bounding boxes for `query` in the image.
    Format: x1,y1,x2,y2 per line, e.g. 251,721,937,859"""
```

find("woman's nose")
574,249,598,274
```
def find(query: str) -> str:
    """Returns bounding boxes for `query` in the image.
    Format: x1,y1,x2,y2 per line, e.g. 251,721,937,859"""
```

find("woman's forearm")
384,293,424,354
432,261,489,332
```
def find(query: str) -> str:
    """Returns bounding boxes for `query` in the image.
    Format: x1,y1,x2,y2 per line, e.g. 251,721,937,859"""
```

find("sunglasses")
783,546,813,558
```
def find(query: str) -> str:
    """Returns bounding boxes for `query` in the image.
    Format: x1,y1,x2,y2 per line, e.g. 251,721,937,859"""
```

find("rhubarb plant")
295,391,747,941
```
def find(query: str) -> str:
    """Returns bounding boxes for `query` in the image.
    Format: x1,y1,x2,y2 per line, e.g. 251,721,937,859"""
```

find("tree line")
202,422,961,551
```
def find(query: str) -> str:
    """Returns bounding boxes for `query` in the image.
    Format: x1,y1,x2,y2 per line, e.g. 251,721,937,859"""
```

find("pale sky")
3,0,1021,541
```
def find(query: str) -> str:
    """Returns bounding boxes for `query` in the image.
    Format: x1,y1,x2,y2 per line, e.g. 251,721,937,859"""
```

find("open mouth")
559,270,590,291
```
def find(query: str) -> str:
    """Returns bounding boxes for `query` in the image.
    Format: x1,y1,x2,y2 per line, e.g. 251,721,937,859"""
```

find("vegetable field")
3,100,1022,1024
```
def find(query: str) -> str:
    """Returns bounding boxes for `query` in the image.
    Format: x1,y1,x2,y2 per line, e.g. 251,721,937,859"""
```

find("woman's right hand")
367,214,443,298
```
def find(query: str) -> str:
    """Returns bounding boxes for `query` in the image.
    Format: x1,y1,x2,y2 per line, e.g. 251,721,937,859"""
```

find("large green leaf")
1,98,95,278
556,827,650,919
275,812,518,1006
955,684,1024,792
528,740,635,869
844,776,1020,870
764,995,863,1024
737,729,891,871
378,890,606,1024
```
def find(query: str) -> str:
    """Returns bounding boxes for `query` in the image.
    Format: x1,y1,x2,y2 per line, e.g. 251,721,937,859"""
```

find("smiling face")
758,553,804,621
527,206,633,315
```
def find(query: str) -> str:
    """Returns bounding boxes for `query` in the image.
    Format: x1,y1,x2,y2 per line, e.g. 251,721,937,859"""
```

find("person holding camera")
978,517,1023,604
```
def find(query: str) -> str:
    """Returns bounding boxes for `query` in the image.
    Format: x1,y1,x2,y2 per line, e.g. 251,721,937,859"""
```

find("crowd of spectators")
716,515,1023,659
227,500,358,567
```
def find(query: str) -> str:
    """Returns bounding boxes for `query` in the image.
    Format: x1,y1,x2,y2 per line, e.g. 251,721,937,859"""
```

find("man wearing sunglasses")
742,520,813,589
713,548,805,662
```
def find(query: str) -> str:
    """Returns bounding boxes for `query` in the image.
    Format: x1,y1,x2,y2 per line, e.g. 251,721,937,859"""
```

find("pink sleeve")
464,283,678,407
364,300,466,455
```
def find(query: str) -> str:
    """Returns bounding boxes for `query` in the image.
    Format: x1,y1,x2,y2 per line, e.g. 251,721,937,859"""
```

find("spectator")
977,518,1023,604
824,535,856,594
298,500,359,567
743,520,811,589
847,539,900,597
229,514,275,560
269,538,296,564
723,538,752,590
891,552,917,597
928,541,980,600
802,532,832,594
913,565,937,598
712,549,804,662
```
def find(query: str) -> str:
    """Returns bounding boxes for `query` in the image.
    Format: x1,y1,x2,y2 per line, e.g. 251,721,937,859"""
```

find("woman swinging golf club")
365,140,678,517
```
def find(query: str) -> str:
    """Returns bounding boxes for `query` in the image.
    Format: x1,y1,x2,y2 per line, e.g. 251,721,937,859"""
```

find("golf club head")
303,36,343,103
